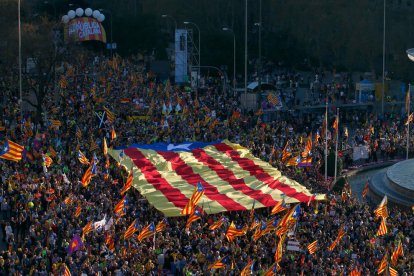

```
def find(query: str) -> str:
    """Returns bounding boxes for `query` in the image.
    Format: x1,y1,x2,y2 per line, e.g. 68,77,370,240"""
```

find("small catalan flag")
307,240,318,254
0,140,24,162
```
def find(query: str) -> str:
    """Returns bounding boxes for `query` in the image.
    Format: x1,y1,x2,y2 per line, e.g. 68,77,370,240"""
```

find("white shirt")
5,225,12,235
158,253,165,265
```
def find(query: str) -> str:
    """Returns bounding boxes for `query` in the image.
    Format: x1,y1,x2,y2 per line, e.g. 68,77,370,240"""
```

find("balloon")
98,14,105,22
68,10,76,19
75,8,84,17
62,15,69,24
92,10,100,19
28,202,34,208
85,8,93,17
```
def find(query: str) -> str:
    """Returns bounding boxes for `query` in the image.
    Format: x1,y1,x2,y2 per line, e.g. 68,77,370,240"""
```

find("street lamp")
244,0,248,107
222,27,236,96
255,0,262,108
18,0,23,121
254,22,262,107
161,14,177,31
43,1,57,19
184,21,201,87
193,65,227,97
382,0,386,114
406,49,414,160
99,9,113,57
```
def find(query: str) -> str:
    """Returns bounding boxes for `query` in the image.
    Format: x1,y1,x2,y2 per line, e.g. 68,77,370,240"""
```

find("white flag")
104,217,114,231
94,216,106,230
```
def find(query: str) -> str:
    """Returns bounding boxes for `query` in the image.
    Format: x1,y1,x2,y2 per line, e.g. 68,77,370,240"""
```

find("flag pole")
334,108,339,183
324,99,328,181
407,83,411,160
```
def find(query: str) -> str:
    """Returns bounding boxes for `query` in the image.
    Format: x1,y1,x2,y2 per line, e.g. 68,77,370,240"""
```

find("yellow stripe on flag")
203,146,280,197
137,149,225,214
113,148,184,216
139,147,264,214
222,140,326,202
176,151,266,209
0,140,24,162
108,140,324,216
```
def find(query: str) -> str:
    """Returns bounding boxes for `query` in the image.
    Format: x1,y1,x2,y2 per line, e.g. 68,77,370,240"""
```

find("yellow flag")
111,127,117,140
103,137,108,156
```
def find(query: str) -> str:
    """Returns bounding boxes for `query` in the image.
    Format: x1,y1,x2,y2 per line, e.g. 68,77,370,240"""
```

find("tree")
21,17,65,124
326,151,342,178
0,0,65,124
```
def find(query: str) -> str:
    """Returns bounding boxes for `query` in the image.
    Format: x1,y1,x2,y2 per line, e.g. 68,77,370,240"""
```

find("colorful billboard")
64,17,106,43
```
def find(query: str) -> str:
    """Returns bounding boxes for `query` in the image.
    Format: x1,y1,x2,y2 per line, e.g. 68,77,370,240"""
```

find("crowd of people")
1,52,414,275
257,64,375,110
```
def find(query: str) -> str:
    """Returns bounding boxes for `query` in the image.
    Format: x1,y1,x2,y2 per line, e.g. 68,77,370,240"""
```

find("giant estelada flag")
109,140,325,217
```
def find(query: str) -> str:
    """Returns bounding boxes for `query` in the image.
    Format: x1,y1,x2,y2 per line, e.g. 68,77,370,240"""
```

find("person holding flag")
81,165,93,187
307,240,318,254
209,216,226,230
0,139,24,162
181,182,204,215
328,226,346,251
208,256,230,270
277,204,301,228
156,218,169,232
137,222,156,242
78,150,90,165
124,219,140,239
67,234,83,254
271,199,287,215
120,169,133,195
374,195,388,219
185,206,203,229
226,221,247,242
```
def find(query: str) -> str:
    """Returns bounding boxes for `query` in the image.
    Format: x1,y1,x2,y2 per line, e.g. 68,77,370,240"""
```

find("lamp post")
161,15,177,82
406,49,414,159
161,14,177,31
193,65,226,96
381,0,386,114
255,0,262,108
99,9,113,57
406,83,411,160
43,0,57,19
18,0,23,122
222,27,236,96
244,0,248,106
254,22,262,107
184,21,201,87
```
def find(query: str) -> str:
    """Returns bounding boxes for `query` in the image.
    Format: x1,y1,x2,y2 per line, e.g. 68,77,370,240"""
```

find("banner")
64,17,106,43
109,140,325,217
126,115,150,122
264,92,283,111
287,240,301,252
352,145,369,161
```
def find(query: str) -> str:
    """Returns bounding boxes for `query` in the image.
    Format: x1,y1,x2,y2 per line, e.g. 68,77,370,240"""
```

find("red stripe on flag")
192,148,278,207
8,140,24,151
157,151,247,211
0,156,20,161
3,152,22,158
124,148,188,208
214,143,311,202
